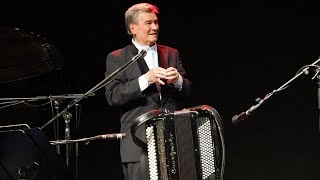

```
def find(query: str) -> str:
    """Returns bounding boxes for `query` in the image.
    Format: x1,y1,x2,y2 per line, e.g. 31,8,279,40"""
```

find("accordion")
131,105,225,180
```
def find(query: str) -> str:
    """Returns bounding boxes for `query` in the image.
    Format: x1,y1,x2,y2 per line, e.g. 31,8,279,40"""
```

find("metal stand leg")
75,142,79,180
62,112,72,167
53,100,61,155
74,103,80,179
317,76,320,133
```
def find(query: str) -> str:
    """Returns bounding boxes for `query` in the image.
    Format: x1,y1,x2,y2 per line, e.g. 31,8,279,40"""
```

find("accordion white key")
131,105,225,180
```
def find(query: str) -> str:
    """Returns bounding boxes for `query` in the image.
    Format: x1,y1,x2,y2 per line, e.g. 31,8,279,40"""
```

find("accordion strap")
131,108,169,149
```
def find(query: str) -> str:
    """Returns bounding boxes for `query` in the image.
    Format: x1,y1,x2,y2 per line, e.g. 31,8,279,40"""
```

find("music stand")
0,126,75,180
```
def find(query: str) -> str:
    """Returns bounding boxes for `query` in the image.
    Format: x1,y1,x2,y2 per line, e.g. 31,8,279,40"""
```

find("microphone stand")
48,95,88,179
40,49,147,130
52,99,61,155
0,94,92,102
232,57,320,125
40,49,146,179
74,103,80,180
50,132,123,178
49,132,126,145
49,94,88,155
0,94,89,179
316,72,320,133
62,111,72,168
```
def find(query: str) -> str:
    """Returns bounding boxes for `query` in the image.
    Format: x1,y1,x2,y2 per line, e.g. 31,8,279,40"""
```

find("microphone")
49,133,127,145
90,133,127,140
132,49,147,61
232,104,256,125
232,111,250,125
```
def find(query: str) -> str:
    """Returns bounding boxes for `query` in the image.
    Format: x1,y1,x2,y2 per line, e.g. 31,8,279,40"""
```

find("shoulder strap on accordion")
131,108,169,149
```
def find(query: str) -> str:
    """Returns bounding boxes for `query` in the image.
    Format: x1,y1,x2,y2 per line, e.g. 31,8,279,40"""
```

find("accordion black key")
131,105,225,180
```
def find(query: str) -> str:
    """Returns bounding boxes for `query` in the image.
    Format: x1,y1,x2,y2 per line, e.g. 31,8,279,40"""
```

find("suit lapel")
129,45,149,75
136,55,149,74
130,44,161,104
129,44,177,107
157,46,170,106
132,44,168,73
157,47,168,69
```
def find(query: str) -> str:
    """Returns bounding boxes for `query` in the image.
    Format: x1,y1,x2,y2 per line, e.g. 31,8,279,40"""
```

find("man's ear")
129,23,136,35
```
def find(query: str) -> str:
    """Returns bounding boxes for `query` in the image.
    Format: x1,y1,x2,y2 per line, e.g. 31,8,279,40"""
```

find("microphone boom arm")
41,50,147,129
50,133,126,145
232,57,320,125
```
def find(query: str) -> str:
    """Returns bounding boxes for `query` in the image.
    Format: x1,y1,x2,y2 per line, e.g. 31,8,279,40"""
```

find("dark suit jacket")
104,43,191,162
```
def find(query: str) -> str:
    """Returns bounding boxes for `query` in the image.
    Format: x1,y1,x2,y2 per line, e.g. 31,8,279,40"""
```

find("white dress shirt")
132,39,182,93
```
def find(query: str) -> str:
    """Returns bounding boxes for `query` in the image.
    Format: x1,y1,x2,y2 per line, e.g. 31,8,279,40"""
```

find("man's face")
130,12,159,46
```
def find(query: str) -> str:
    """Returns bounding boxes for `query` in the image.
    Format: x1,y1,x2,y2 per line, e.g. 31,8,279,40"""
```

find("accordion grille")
197,117,215,179
143,107,224,180
146,126,158,180
146,121,168,180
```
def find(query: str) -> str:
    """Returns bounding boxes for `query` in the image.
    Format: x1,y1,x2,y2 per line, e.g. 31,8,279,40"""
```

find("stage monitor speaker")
0,126,75,180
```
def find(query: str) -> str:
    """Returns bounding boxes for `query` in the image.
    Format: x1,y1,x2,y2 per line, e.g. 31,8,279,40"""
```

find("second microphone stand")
232,57,320,125
50,94,86,180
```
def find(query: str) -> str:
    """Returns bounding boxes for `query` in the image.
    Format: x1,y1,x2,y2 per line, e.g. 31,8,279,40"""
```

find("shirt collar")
132,39,157,52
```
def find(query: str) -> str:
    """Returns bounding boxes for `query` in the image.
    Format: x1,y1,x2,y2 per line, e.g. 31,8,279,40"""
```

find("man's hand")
165,67,179,84
145,67,179,85
144,67,167,85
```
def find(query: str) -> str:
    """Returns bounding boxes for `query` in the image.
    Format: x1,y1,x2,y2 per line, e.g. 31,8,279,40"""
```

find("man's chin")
149,37,158,42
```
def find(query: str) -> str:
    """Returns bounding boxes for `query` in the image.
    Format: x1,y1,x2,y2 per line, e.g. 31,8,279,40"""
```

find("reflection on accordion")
131,105,225,180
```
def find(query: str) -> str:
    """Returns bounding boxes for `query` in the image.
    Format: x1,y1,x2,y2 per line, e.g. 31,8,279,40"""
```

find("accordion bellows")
131,105,225,180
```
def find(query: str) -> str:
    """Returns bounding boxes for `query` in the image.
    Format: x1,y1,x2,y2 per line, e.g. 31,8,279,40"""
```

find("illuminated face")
130,12,159,46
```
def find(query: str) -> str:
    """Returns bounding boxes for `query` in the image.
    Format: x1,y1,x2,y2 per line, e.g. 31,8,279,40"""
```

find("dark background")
1,0,320,179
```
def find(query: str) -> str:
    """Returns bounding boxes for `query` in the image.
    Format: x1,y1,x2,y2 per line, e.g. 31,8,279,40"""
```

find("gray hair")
124,3,159,35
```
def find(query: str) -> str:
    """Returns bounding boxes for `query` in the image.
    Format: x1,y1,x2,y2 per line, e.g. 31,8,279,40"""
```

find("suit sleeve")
174,50,192,97
104,52,145,107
